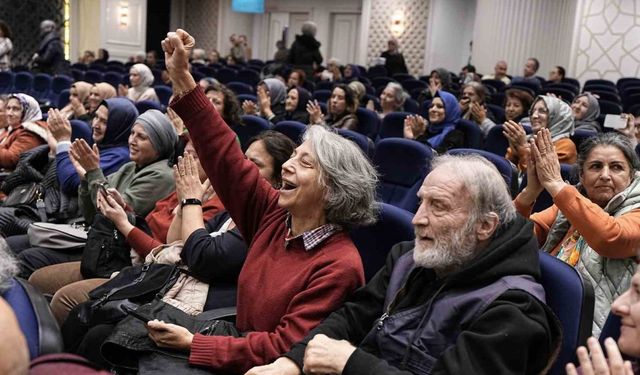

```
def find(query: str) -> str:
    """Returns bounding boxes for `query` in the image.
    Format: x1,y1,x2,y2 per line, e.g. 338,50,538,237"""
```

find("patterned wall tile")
573,0,640,82
185,0,219,53
367,0,429,76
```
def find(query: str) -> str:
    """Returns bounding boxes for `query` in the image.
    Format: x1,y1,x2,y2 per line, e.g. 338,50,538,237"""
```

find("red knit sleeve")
187,251,365,373
171,88,279,245
126,227,162,257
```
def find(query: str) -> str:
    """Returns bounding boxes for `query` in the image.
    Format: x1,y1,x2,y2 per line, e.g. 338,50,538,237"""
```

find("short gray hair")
303,125,379,228
385,82,407,107
301,21,318,37
577,132,640,176
431,154,516,228
0,238,18,293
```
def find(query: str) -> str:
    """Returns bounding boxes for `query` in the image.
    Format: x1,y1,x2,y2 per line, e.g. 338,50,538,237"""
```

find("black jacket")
34,31,65,75
285,216,562,374
287,34,323,75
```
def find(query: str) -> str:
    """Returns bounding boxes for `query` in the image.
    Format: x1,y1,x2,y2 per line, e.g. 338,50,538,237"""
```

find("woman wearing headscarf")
572,92,601,132
119,63,159,103
403,90,464,153
503,95,577,171
15,109,177,278
0,93,48,170
59,81,93,121
242,78,287,124
50,97,137,194
283,86,311,123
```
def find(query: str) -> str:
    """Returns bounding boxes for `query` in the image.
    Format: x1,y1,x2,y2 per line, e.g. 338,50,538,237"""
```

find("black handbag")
2,182,41,206
80,213,133,279
77,263,181,326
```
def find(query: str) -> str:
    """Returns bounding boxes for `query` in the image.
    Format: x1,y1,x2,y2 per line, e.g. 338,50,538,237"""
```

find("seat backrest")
337,128,374,158
484,124,511,157
234,115,272,151
237,94,257,103
215,68,238,84
455,119,483,149
274,121,307,144
153,85,173,107
538,252,595,375
355,107,381,139
83,70,104,84
404,98,420,114
373,138,432,212
0,71,14,93
57,89,71,109
379,111,411,139
486,103,506,124
585,79,615,88
134,100,164,114
2,278,63,359
236,69,260,87
350,203,415,281
447,148,517,196
571,129,598,153
312,89,332,104
367,65,388,79
13,72,34,93
598,99,623,115
227,81,254,95
103,72,123,89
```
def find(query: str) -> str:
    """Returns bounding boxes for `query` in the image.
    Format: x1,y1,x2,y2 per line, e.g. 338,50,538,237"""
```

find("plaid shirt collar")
284,214,341,251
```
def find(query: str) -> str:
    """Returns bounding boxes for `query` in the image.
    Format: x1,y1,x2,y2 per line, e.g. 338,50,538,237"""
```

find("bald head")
494,60,508,79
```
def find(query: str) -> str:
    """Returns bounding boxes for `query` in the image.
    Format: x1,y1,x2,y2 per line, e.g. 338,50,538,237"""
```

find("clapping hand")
47,108,72,142
242,100,258,116
117,83,129,97
566,337,634,375
173,154,204,202
428,78,441,97
530,128,565,196
69,139,101,173
306,100,324,124
470,102,487,123
403,114,428,139
503,120,528,153
302,334,356,375
166,107,185,134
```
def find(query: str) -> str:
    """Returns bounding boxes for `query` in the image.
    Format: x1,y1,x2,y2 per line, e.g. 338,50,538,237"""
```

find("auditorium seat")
103,72,123,89
571,129,598,152
273,121,306,144
312,89,332,104
13,71,34,94
0,71,14,93
538,252,594,375
373,138,432,213
337,128,374,158
215,68,237,84
70,119,93,144
236,69,260,87
226,81,254,96
378,111,411,139
2,277,63,359
354,107,381,139
350,203,415,281
83,70,104,84
134,100,164,114
455,119,483,149
233,115,272,151
48,75,73,106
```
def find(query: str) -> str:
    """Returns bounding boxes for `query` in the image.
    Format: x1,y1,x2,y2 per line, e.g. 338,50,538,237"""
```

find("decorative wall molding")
571,0,640,82
100,0,147,61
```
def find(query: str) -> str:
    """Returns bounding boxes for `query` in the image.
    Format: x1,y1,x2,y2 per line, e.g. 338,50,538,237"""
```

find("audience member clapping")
516,131,640,336
59,81,92,120
504,88,534,125
459,81,496,137
284,86,311,123
242,78,286,123
404,90,463,153
308,83,359,130
503,94,576,171
418,67,452,104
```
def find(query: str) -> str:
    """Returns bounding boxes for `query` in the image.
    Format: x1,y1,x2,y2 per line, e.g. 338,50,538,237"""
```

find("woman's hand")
428,78,441,97
69,96,87,116
470,103,487,124
47,108,72,142
306,100,324,124
459,98,471,113
517,139,544,206
566,337,634,375
616,114,638,148
531,128,566,197
69,139,101,173
201,179,215,202
503,120,528,152
97,192,129,228
245,357,301,375
146,320,193,351
174,154,204,202
117,83,128,97
68,151,87,180
403,114,427,139
166,107,184,134
161,29,196,92
257,85,273,118
242,100,258,116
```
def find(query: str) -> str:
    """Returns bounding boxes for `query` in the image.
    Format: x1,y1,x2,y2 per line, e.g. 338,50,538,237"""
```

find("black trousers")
7,234,83,278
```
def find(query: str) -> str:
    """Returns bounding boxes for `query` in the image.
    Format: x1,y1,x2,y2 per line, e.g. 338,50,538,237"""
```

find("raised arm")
164,30,279,243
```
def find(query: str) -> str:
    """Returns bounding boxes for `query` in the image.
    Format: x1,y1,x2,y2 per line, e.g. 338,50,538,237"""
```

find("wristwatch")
180,198,202,208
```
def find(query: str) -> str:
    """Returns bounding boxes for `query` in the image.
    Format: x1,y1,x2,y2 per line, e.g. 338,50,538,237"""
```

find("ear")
476,213,500,242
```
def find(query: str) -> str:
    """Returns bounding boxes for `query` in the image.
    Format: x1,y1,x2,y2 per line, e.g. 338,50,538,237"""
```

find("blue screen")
232,0,264,13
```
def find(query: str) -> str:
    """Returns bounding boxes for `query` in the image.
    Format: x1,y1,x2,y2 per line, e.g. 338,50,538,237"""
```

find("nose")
599,166,612,180
411,201,429,227
611,289,630,316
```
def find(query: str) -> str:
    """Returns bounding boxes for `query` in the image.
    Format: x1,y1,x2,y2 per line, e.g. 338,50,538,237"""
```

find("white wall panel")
101,0,148,61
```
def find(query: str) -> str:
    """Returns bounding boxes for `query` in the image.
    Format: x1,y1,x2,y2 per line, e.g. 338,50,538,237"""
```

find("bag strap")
36,188,47,221
91,263,155,307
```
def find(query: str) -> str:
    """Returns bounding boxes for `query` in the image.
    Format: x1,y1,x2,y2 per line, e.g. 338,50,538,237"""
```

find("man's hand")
245,357,301,375
146,320,193,352
302,334,356,375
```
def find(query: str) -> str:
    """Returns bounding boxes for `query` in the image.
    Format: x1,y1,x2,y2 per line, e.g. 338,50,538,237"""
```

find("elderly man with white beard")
246,154,563,375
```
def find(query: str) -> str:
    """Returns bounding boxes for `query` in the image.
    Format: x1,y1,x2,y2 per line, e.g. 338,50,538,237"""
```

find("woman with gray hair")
369,82,407,119
149,28,377,373
516,130,640,337
287,21,323,77
119,63,159,103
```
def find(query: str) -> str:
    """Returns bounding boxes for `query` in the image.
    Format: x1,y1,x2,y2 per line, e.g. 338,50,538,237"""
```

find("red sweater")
172,88,365,374
127,191,224,257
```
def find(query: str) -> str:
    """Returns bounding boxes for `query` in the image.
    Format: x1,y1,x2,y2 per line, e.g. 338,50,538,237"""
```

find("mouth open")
280,180,297,191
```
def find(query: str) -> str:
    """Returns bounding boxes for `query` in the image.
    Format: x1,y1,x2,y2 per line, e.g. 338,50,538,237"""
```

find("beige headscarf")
60,81,93,118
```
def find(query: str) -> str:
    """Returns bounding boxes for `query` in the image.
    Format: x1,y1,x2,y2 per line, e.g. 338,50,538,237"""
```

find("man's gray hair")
0,238,18,293
303,125,379,228
431,154,517,227
301,21,318,37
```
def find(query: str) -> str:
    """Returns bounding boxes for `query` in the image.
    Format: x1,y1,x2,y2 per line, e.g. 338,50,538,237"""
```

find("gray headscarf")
531,95,574,141
260,78,287,105
573,93,601,132
135,110,177,161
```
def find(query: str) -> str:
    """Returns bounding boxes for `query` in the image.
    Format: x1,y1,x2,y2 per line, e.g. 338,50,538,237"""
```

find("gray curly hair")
0,238,18,293
303,125,379,228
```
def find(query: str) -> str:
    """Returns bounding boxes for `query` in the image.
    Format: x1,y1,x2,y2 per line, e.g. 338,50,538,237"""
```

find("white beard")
413,218,479,275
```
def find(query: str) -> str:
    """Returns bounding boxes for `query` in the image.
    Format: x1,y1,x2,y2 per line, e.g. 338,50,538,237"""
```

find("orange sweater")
506,137,577,171
515,185,640,259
